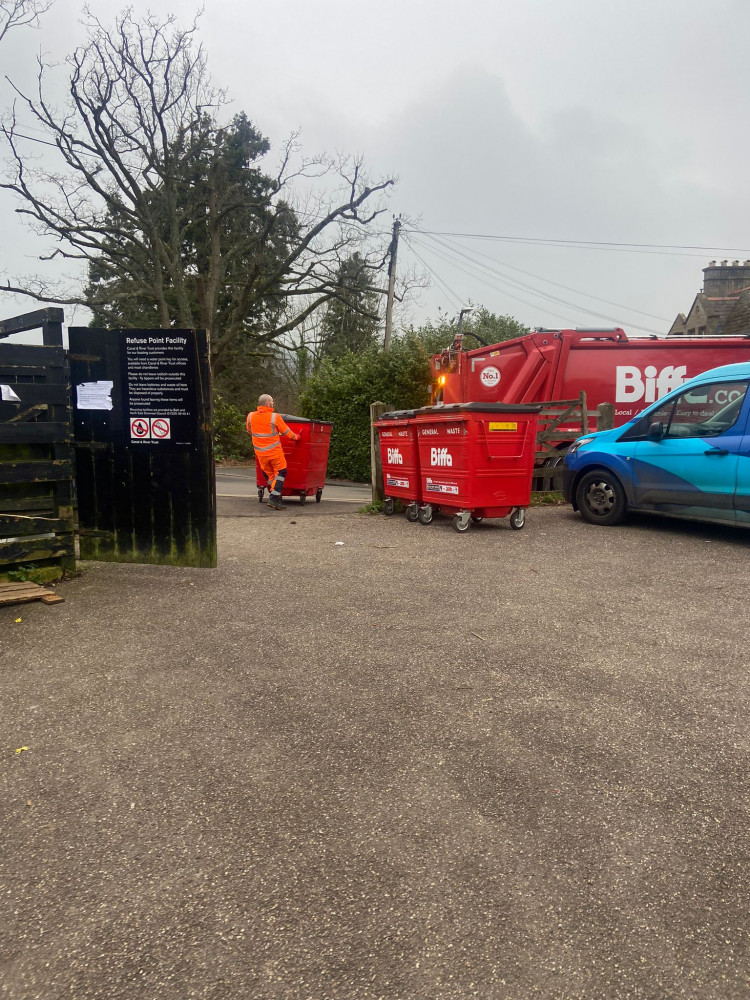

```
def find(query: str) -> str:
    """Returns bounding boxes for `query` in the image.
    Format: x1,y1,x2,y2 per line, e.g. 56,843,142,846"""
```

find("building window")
698,326,706,335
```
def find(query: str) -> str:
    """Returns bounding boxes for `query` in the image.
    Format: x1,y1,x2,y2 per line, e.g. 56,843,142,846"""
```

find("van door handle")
704,447,728,455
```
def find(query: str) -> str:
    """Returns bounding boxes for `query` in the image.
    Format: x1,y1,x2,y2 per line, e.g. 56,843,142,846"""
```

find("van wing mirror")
647,421,664,440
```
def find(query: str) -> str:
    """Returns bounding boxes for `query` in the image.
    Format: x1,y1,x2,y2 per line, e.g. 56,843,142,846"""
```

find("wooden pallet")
0,581,64,607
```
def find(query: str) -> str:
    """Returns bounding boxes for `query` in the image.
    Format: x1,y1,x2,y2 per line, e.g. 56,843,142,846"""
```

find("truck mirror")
648,421,664,440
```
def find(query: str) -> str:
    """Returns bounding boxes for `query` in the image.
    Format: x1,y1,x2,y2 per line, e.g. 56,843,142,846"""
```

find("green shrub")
300,337,432,481
213,394,253,463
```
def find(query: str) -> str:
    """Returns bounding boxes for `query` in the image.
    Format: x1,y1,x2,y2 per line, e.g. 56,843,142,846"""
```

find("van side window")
622,381,749,440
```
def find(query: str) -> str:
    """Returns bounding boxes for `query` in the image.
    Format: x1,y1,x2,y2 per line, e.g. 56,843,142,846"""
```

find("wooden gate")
0,309,76,581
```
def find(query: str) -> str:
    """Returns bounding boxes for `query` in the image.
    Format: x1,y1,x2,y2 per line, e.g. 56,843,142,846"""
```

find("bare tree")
0,9,395,373
0,0,52,44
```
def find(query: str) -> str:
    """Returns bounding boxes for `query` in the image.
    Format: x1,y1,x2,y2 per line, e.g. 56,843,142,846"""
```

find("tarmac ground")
1,499,749,999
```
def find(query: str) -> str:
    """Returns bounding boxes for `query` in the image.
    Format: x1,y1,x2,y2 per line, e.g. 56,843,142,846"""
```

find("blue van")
563,362,750,527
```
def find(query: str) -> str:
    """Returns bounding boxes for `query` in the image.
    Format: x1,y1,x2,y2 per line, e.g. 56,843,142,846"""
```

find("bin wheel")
510,508,526,530
471,515,483,523
452,512,471,534
315,488,323,503
257,488,264,504
405,503,419,523
299,492,307,504
417,504,434,525
383,498,395,516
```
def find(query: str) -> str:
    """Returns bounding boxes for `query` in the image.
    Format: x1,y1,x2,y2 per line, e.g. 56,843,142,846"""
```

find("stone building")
668,260,750,336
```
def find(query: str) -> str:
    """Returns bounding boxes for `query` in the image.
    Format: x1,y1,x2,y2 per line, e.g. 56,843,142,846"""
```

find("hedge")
299,337,432,481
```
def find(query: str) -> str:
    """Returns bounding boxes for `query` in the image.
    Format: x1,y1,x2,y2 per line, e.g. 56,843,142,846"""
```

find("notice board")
69,328,216,567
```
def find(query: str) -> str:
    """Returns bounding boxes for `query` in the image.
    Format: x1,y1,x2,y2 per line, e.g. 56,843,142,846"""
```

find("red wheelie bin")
374,409,421,521
255,415,333,504
414,402,542,533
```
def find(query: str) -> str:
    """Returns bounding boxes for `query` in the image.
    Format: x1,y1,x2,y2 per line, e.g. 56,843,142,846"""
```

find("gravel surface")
1,505,748,999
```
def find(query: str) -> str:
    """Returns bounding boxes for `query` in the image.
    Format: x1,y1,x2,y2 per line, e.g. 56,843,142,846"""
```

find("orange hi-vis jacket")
247,406,300,456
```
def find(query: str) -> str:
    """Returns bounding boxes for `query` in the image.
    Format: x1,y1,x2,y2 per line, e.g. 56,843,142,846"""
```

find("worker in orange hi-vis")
247,394,301,510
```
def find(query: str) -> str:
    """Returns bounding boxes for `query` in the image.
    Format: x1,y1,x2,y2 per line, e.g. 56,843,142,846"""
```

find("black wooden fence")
0,309,76,580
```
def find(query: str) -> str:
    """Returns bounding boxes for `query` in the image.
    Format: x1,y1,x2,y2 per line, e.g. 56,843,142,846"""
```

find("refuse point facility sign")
123,334,195,446
68,327,215,568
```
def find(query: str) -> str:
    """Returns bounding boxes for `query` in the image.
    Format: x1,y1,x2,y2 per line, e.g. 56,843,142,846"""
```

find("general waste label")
489,421,517,431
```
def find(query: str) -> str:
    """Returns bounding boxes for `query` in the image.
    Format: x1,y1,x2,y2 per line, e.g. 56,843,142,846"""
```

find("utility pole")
383,216,401,352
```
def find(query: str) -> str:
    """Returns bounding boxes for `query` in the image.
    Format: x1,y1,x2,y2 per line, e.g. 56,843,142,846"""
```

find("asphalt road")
2,504,749,999
216,467,371,517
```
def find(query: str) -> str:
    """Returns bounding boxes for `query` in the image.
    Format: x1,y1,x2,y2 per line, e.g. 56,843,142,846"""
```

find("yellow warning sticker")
489,421,518,431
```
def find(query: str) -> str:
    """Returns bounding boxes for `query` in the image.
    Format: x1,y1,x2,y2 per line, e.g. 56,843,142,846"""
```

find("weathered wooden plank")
0,345,65,367
0,497,56,513
0,534,75,567
0,581,64,606
0,460,71,485
0,308,64,338
0,514,71,536
0,423,70,444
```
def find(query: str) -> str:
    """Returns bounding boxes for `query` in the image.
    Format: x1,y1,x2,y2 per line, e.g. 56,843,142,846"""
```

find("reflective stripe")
253,431,276,438
254,441,283,452
271,412,277,433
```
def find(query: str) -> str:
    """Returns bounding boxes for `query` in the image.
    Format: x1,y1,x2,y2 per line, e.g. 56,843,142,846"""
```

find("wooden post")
370,401,389,503
597,402,615,431
579,390,588,435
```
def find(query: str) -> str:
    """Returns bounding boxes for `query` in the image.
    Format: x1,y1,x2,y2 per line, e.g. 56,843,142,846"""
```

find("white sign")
130,417,150,439
150,417,171,440
1,385,21,402
76,381,114,410
425,478,459,495
480,365,501,388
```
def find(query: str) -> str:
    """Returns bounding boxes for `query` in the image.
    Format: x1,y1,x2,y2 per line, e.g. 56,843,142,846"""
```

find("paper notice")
1,385,21,402
76,381,113,411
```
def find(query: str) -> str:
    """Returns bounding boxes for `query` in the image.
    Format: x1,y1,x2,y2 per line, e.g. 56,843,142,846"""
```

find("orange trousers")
258,450,287,495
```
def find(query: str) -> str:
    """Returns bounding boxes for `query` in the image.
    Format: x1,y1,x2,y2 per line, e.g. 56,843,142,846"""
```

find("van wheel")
575,470,626,526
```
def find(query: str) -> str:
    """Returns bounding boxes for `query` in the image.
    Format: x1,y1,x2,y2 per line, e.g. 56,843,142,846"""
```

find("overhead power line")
410,229,750,257
413,226,670,322
405,232,663,333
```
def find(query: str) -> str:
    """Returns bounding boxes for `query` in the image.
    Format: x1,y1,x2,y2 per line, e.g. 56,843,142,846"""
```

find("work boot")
266,495,286,510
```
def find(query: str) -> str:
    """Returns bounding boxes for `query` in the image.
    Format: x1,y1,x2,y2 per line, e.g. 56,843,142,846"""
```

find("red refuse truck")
431,327,750,443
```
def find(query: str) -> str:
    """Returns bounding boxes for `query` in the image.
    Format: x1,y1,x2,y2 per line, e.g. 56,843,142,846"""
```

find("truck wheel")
452,512,471,533
575,470,626,526
383,498,395,516
417,504,434,525
405,503,419,523
315,488,323,503
509,508,525,530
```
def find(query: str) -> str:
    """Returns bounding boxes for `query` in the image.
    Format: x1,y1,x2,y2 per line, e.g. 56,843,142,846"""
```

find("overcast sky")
2,0,750,340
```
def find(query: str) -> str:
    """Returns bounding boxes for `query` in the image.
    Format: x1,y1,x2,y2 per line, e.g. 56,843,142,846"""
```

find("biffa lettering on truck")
563,362,750,529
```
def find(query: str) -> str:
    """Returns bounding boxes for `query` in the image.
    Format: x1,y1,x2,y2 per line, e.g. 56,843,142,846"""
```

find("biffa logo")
387,448,403,465
615,365,687,403
430,447,452,467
